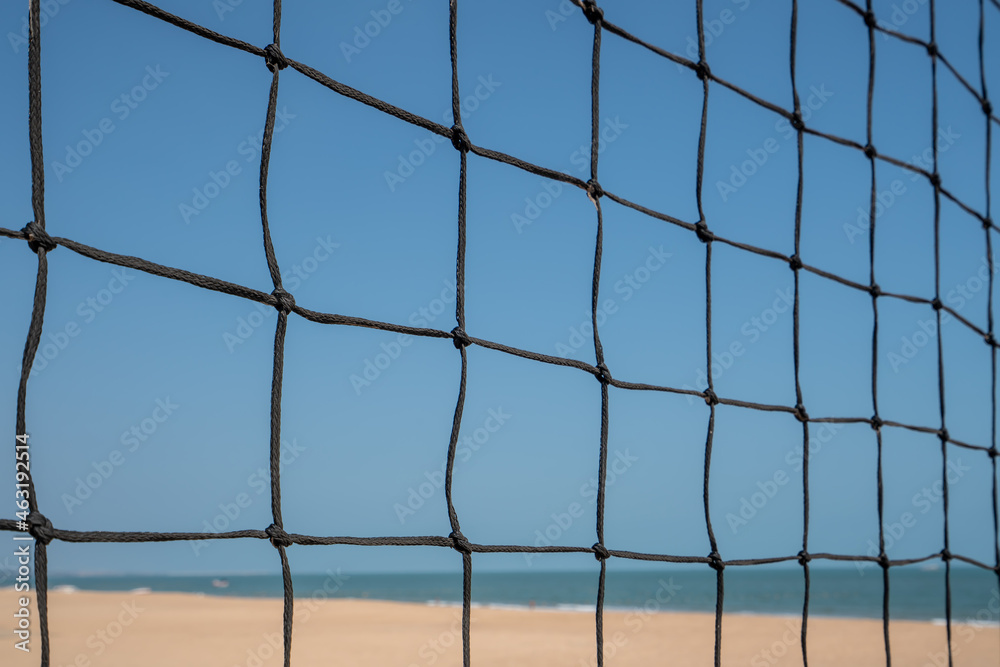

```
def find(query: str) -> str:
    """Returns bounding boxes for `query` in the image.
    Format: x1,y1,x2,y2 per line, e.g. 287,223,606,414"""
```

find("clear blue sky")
0,0,997,576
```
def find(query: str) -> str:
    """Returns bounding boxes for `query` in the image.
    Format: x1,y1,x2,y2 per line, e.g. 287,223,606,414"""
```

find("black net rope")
3,1,999,666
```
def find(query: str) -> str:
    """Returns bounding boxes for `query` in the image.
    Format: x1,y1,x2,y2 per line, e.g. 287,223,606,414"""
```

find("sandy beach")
1,589,996,666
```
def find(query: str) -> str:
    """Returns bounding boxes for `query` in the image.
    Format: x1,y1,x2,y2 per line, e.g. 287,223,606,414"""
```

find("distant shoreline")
8,565,997,626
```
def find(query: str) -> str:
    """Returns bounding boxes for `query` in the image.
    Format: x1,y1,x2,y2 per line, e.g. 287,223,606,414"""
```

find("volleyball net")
3,0,999,665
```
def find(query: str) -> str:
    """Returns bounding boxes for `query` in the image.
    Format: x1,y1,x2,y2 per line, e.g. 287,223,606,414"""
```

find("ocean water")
44,566,998,623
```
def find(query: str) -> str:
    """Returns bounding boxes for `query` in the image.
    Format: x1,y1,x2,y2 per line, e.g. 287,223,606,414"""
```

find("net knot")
694,220,714,243
703,388,719,407
265,523,293,549
271,287,296,313
878,553,890,569
449,530,472,555
990,448,999,460
794,404,809,423
263,43,288,73
985,333,996,348
21,221,56,254
27,512,53,546
930,298,943,311
595,362,612,385
982,99,993,116
592,542,611,561
925,41,938,58
789,112,805,132
870,414,883,430
450,124,470,153
708,551,725,571
938,428,949,443
694,60,711,81
863,10,877,28
797,550,811,566
451,326,471,349
863,144,877,159
940,549,952,562
929,172,941,188
788,254,803,271
983,217,994,231
586,179,604,201
869,283,881,298
581,0,603,25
